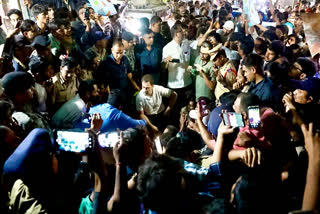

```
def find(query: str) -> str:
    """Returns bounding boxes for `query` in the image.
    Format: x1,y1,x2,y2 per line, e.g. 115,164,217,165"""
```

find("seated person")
136,74,177,133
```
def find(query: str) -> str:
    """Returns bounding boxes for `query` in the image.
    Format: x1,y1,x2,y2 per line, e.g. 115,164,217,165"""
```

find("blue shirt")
248,76,280,107
207,104,234,139
74,103,146,132
98,54,132,90
136,45,162,75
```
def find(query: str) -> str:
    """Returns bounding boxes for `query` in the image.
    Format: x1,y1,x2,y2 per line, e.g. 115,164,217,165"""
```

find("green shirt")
192,56,215,100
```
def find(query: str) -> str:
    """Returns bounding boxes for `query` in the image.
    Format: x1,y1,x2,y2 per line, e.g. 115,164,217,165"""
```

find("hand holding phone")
248,106,260,129
222,112,244,127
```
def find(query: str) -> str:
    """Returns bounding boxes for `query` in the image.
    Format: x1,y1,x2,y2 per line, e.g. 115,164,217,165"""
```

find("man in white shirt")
162,25,193,119
136,74,177,133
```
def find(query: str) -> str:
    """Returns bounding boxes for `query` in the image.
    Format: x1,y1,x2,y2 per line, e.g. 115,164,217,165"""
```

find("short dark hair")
32,4,48,18
0,101,13,124
20,19,36,33
254,37,268,55
61,57,78,69
242,53,264,75
239,36,254,55
78,80,95,97
170,25,182,39
141,74,154,85
142,28,153,36
7,9,22,19
268,40,285,57
150,16,162,25
196,26,207,38
288,34,301,44
48,18,70,32
208,31,222,43
237,92,260,115
276,25,289,36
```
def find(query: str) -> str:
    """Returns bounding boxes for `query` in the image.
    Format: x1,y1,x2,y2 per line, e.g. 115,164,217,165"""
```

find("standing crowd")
0,0,319,213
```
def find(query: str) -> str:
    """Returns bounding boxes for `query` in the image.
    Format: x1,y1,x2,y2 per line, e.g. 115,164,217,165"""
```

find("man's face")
233,97,241,113
288,62,303,79
9,14,22,28
60,66,74,81
143,33,154,46
174,31,184,44
264,48,276,62
111,45,124,62
200,47,210,62
48,8,54,20
37,12,49,24
179,5,186,14
293,89,310,104
275,28,283,40
24,25,38,41
208,36,218,46
142,81,153,96
243,65,255,82
78,8,86,23
214,55,225,67
288,36,297,45
152,22,161,33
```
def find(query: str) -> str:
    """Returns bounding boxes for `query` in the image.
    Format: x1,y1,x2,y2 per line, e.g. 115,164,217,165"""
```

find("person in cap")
122,31,135,72
49,57,79,114
188,41,215,100
283,77,320,129
1,72,35,111
29,35,60,73
135,29,162,84
216,20,235,44
288,57,317,80
11,34,33,72
212,48,237,100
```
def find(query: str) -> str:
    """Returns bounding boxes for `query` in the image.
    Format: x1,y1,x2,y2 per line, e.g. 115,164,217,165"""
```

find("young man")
150,16,166,51
136,74,177,132
20,19,38,43
242,53,280,108
32,4,49,35
189,41,215,100
136,29,162,84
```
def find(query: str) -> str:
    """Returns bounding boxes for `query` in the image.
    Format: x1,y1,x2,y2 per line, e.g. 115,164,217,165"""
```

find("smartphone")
222,112,244,127
56,131,90,152
98,132,119,148
171,58,180,63
248,106,260,129
154,136,163,154
198,98,210,117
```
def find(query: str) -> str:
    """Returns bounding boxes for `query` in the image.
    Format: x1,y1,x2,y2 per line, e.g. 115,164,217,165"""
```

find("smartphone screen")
98,132,119,148
56,131,90,152
248,106,260,129
222,112,244,127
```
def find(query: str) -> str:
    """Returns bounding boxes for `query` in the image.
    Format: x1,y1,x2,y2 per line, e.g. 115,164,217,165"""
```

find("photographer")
71,6,102,52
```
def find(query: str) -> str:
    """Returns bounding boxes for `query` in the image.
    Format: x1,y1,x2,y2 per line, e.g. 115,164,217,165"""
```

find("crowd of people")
0,0,319,213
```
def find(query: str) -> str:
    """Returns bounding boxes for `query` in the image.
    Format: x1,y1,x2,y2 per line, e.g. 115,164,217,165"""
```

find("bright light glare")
125,18,141,35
